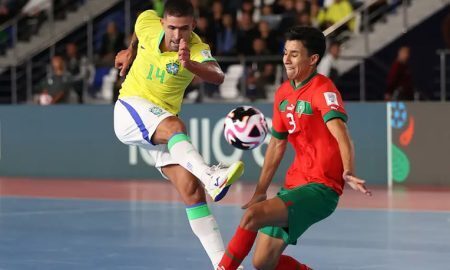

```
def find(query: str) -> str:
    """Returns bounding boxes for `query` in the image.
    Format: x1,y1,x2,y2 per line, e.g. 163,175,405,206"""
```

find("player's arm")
242,136,287,209
115,32,138,77
326,119,371,196
178,39,224,85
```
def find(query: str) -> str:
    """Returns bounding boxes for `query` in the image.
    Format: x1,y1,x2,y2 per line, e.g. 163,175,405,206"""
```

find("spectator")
216,13,237,56
223,0,241,17
271,0,286,15
277,0,297,34
385,46,414,101
318,40,341,82
310,1,322,27
206,0,224,54
64,42,94,104
0,0,26,24
260,4,282,30
195,16,212,44
257,20,279,54
236,12,258,56
237,0,256,23
38,56,73,104
442,10,450,49
19,0,50,41
152,0,164,17
53,0,71,20
99,21,125,66
295,0,311,15
297,11,312,26
244,38,274,101
318,0,354,34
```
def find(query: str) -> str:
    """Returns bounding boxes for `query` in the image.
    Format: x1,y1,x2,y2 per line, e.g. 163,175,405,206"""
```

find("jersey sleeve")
313,82,348,123
190,37,216,63
271,89,289,140
135,10,161,40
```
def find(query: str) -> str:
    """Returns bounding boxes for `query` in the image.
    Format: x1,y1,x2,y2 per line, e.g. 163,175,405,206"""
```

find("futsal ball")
223,106,269,150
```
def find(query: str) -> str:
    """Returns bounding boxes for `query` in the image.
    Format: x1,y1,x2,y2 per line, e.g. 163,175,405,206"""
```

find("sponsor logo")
324,92,339,106
279,100,289,112
287,104,295,111
166,62,180,75
214,177,220,187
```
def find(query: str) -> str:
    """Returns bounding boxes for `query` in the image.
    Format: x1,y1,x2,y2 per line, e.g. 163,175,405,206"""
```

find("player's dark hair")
285,26,326,62
164,0,194,17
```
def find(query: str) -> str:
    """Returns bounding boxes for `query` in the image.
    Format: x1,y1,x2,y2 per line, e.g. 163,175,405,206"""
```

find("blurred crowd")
0,0,80,44
0,0,398,104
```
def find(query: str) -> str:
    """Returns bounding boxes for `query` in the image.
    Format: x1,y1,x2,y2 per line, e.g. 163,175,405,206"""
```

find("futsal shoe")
205,161,244,202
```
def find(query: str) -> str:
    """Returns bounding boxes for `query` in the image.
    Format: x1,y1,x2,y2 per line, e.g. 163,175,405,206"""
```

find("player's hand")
115,48,134,77
178,38,191,68
242,193,267,209
343,170,372,196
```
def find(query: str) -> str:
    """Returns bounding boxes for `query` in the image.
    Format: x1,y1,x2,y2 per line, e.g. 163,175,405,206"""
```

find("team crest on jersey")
324,92,339,106
166,62,180,75
295,100,313,115
201,50,212,59
149,106,164,116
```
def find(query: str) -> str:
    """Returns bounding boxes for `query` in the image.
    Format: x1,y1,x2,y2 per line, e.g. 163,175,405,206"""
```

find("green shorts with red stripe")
260,183,339,245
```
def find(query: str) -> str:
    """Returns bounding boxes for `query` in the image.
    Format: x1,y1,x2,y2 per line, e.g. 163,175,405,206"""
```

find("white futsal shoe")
204,161,244,202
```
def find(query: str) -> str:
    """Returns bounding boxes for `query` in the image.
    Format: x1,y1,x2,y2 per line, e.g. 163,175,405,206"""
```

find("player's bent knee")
240,207,260,230
252,257,274,270
162,117,186,135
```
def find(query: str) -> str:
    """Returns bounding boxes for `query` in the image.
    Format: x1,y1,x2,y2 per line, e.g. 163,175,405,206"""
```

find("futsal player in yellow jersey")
113,1,244,269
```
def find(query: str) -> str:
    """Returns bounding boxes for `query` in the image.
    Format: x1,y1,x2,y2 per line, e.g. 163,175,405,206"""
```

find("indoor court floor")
0,177,449,270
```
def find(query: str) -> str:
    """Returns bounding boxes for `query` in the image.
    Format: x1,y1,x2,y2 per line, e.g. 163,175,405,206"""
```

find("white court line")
0,207,139,217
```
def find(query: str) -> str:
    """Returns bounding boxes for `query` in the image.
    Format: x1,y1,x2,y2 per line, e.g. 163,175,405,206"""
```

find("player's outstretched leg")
168,133,244,202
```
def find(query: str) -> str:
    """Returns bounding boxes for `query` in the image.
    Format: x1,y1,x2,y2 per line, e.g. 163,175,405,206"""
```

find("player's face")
283,40,319,81
161,15,195,51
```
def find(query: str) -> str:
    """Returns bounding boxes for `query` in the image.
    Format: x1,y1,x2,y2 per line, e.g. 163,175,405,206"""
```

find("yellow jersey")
119,10,216,114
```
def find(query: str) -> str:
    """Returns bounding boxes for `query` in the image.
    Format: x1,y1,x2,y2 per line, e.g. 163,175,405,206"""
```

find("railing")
324,0,412,55
437,49,450,102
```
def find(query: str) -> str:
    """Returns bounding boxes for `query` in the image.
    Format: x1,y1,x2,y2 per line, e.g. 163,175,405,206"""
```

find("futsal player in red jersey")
217,26,372,270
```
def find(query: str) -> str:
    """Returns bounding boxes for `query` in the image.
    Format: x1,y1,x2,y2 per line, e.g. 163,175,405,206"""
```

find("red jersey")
271,71,347,195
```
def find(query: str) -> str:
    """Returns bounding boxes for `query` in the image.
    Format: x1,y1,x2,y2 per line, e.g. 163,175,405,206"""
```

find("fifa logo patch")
166,62,180,75
149,106,164,116
324,92,339,106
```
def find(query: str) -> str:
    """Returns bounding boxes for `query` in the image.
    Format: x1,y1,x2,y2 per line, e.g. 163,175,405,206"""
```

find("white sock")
186,203,225,269
168,133,210,186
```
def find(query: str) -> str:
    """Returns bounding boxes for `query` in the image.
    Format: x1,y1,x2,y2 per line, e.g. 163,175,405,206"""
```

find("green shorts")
260,183,339,245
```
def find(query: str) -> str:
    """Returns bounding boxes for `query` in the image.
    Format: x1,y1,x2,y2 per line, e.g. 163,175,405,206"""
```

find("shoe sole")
213,161,244,202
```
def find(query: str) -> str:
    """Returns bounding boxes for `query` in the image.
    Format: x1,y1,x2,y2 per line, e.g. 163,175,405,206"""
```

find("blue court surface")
0,196,449,270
